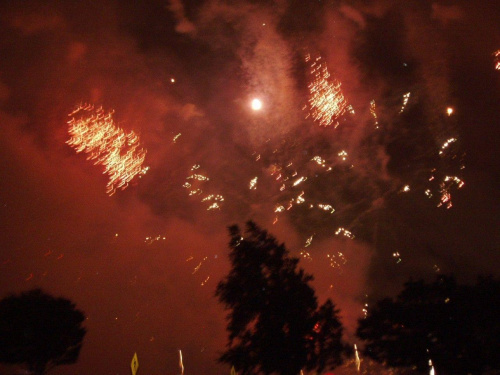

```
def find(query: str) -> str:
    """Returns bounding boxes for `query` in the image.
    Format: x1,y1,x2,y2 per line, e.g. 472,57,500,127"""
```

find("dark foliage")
216,221,346,375
356,275,500,375
0,289,86,375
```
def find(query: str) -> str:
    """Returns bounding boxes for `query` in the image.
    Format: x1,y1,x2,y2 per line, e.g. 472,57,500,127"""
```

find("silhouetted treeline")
0,289,86,375
356,275,500,375
216,221,349,375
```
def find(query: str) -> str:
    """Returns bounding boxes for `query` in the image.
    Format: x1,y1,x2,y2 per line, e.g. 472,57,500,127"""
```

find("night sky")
0,1,499,374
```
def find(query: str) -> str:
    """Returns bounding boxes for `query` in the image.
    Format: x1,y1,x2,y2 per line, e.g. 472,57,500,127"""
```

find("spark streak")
399,92,411,113
494,50,500,70
439,138,457,155
179,350,184,375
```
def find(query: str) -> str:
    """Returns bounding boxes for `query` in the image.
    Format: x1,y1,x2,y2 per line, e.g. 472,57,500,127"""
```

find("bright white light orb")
251,98,263,111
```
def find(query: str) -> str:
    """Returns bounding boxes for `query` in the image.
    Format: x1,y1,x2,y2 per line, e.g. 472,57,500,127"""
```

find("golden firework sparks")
327,251,347,270
311,156,326,167
370,99,379,128
249,177,258,190
317,204,335,213
306,54,347,127
399,92,411,113
335,227,355,239
437,175,464,209
304,235,314,247
439,137,457,155
494,49,500,70
67,104,148,195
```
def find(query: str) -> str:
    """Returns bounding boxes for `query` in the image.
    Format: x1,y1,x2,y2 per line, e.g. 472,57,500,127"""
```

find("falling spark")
446,107,454,116
494,50,500,70
335,227,355,239
338,150,348,161
370,100,379,128
179,350,184,375
429,359,435,375
67,104,148,195
173,133,181,143
401,185,410,192
201,194,224,202
439,138,457,155
305,54,347,127
304,235,314,247
187,174,209,181
327,252,347,270
296,191,305,204
299,249,312,261
249,177,258,190
393,252,402,264
311,156,327,167
437,176,465,209
399,92,411,113
201,276,210,286
192,257,207,274
293,177,306,186
354,344,361,372
145,235,166,245
317,204,335,213
362,303,369,319
206,202,221,210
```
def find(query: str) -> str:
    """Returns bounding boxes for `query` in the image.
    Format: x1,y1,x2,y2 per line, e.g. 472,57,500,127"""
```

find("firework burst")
305,54,348,127
67,104,148,195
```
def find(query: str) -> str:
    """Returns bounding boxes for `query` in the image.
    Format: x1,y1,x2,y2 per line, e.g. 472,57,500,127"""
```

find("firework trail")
179,349,184,375
67,104,148,195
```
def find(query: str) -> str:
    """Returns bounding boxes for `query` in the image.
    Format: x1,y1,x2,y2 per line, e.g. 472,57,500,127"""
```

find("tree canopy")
356,275,500,375
216,221,346,375
0,289,87,375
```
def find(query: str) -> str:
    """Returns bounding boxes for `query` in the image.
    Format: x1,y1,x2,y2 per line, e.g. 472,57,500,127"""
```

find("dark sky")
0,1,499,374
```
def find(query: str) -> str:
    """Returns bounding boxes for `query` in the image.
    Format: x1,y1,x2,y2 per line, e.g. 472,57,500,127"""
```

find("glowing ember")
67,104,148,195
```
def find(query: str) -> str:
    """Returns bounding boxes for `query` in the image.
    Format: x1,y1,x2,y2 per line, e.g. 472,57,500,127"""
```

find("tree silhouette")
0,289,86,375
356,275,500,375
306,299,345,373
216,221,346,375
